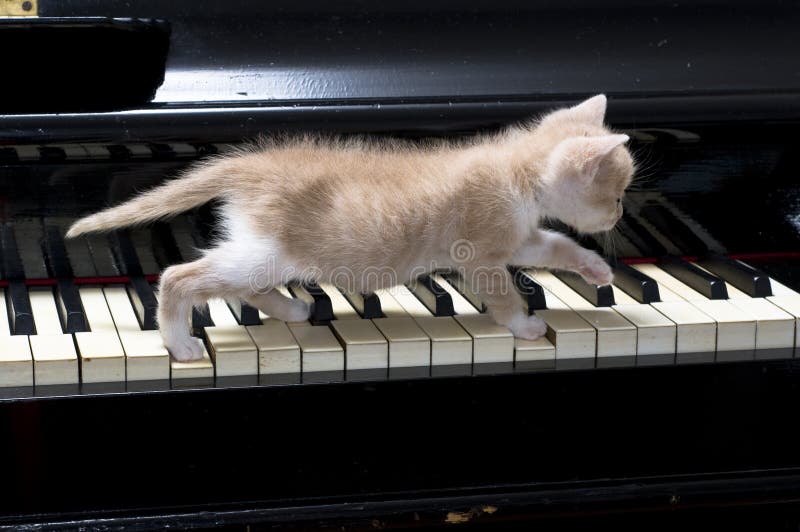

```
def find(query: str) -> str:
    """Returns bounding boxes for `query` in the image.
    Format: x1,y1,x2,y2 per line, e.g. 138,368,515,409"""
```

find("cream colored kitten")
67,94,634,361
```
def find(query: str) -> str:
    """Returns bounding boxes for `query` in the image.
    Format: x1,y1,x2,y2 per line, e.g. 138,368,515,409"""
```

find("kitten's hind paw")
508,314,548,340
577,253,614,286
167,336,205,362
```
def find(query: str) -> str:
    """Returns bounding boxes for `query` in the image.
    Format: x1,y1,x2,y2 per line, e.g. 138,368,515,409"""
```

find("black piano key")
610,260,661,303
38,146,66,163
7,281,34,335
0,147,18,163
508,266,547,312
618,214,668,257
361,293,383,319
106,144,132,160
227,299,262,326
552,270,615,307
290,282,334,324
413,275,455,317
14,219,48,279
639,203,709,256
42,226,88,333
55,279,88,333
151,222,184,268
110,231,158,329
128,276,159,330
659,255,728,300
1,225,35,335
149,143,176,160
697,255,773,298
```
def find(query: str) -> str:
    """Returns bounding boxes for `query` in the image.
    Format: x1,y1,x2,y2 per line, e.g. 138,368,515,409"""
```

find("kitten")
67,94,634,361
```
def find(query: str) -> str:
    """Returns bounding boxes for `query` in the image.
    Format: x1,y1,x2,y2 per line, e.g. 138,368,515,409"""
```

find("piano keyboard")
0,181,797,394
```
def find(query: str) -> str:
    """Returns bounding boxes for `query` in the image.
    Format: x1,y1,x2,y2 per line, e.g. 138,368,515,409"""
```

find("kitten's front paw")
508,313,548,340
285,299,312,322
577,252,614,286
167,336,205,362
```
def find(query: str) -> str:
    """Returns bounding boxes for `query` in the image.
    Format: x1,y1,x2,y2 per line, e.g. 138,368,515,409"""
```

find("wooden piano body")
1,0,800,529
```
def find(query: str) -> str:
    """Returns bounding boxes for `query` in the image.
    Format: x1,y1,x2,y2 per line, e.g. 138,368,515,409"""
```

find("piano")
2,0,800,529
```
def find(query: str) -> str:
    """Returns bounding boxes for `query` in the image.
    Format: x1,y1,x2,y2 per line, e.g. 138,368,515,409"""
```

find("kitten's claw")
167,336,205,362
507,313,548,340
577,252,614,286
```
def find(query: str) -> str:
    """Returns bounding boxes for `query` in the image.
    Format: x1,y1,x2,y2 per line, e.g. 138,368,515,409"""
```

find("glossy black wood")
659,256,729,300
509,266,548,311
699,255,773,298
611,260,662,304
552,270,615,307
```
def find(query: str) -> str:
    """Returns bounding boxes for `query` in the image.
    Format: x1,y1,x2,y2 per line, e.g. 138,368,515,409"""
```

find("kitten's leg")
466,265,547,340
510,229,613,285
244,289,311,322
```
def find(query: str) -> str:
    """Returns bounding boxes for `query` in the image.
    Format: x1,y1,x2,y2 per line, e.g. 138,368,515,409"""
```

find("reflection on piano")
2,0,800,529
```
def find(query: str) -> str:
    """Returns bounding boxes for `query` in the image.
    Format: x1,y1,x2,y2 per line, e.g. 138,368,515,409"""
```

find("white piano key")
519,270,596,367
371,317,430,370
204,298,258,377
50,144,90,159
610,285,676,365
762,277,800,350
14,145,40,161
635,264,756,360
0,291,33,387
417,276,515,370
149,290,214,382
28,288,78,385
170,143,200,158
287,322,344,374
529,270,636,367
74,287,125,383
82,144,112,159
701,273,795,355
317,283,360,320
379,287,471,373
103,286,170,381
126,143,154,159
247,319,301,375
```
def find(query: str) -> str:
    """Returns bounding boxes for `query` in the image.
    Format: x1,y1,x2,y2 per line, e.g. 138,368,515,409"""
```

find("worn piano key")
246,319,301,383
103,286,170,382
14,219,48,279
379,286,470,375
430,273,514,373
529,270,636,368
509,266,547,311
609,285,676,365
0,290,33,387
43,225,88,333
634,263,754,362
204,298,258,379
289,282,335,324
618,213,669,257
74,287,126,383
639,202,710,256
287,322,344,382
610,260,661,304
407,275,455,316
552,270,615,307
517,270,596,368
28,288,78,385
697,255,773,298
659,256,728,300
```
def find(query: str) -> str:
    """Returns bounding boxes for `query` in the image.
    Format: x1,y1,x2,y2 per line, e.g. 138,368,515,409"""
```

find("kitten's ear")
566,94,607,126
550,134,629,183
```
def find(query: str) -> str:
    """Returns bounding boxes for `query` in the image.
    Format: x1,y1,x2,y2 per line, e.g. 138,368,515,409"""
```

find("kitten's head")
537,94,634,233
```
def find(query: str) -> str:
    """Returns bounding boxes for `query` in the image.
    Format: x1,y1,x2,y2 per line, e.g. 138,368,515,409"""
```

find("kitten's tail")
65,161,229,239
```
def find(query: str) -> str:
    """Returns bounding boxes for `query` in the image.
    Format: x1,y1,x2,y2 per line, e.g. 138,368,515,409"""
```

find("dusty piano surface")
2,0,800,530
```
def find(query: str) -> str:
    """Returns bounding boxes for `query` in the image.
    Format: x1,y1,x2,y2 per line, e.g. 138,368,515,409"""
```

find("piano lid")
2,0,799,142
